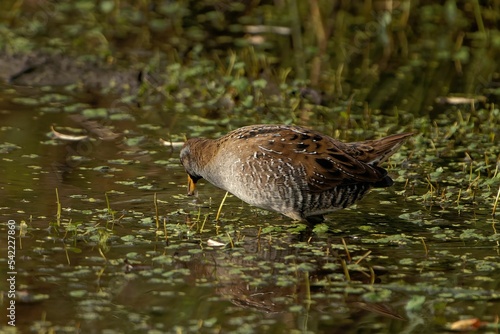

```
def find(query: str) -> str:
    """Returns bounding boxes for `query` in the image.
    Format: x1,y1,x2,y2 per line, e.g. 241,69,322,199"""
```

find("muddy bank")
0,52,145,93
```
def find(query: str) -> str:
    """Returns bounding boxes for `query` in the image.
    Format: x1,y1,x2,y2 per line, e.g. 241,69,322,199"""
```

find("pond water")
1,1,500,334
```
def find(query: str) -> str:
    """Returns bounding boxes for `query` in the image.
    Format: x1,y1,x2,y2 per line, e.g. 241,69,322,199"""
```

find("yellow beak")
187,175,196,196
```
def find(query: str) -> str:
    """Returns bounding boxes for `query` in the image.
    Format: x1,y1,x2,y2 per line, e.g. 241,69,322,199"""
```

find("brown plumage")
180,124,412,223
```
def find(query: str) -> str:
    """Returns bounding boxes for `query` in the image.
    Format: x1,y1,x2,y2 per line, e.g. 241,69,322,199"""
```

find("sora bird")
180,125,412,223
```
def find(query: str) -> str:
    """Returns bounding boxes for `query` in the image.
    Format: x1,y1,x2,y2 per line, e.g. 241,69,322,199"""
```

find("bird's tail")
346,132,413,166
